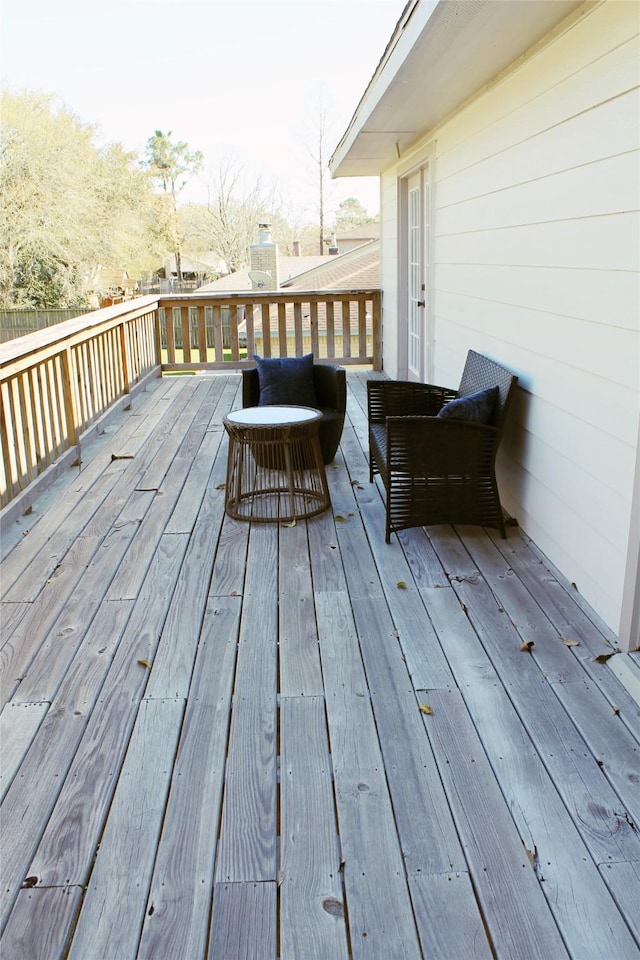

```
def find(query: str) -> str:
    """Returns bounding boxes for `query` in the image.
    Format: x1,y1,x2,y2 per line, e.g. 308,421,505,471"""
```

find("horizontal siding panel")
437,148,639,236
498,458,625,629
433,290,640,390
437,87,639,208
435,263,640,330
505,424,632,550
507,391,637,495
434,318,638,445
435,212,639,271
437,40,639,186
437,1,640,164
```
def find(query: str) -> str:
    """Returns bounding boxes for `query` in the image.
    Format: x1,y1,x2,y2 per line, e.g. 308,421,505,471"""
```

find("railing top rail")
0,296,160,368
157,288,380,307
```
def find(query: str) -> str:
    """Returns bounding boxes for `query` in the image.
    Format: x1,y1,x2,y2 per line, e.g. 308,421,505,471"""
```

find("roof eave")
330,0,586,178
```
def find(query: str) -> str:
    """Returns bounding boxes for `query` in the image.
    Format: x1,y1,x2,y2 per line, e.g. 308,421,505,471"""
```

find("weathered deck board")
0,700,48,801
424,688,570,960
278,521,324,697
1,371,638,959
215,525,278,884
137,599,239,960
208,881,277,960
66,697,184,960
279,695,349,959
313,591,423,958
408,872,493,960
425,585,640,868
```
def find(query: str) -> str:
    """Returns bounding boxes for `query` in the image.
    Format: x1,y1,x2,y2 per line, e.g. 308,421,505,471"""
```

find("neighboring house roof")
335,221,380,243
330,0,583,177
199,256,330,292
282,240,380,291
200,243,379,294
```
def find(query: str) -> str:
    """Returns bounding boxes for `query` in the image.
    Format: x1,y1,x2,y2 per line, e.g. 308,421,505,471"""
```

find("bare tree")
193,155,284,274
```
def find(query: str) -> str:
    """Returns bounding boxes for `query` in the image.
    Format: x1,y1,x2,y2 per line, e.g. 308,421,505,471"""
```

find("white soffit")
330,0,586,177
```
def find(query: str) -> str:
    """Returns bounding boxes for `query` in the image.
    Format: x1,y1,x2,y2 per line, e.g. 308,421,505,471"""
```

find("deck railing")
0,289,381,515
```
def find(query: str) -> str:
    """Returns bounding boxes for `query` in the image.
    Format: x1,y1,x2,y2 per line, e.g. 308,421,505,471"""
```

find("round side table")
222,405,331,522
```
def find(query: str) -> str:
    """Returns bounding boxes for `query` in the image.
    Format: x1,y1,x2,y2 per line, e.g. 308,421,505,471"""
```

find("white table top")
225,405,321,427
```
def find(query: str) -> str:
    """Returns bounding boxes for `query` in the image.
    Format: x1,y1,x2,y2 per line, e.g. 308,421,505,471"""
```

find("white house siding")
379,0,640,636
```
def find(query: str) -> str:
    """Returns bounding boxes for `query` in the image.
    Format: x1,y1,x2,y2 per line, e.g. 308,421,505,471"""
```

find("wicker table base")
223,406,331,522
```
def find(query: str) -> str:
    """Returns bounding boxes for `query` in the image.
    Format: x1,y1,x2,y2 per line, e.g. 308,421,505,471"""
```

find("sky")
0,0,407,223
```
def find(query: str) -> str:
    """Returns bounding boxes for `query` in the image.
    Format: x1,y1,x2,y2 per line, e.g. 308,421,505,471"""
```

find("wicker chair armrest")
367,380,457,422
313,364,346,412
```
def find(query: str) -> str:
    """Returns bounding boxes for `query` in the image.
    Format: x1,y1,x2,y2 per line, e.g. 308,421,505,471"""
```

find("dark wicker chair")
243,362,347,464
368,350,518,542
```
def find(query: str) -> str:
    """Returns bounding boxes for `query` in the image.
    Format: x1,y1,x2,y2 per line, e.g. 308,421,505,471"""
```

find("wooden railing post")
119,322,131,395
60,346,79,449
153,306,163,368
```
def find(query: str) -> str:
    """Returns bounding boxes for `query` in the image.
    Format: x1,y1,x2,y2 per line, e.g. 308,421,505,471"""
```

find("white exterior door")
405,170,429,381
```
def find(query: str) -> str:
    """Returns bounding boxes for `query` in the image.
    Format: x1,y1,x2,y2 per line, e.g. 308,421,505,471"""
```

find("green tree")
333,197,376,233
0,90,164,307
143,130,203,281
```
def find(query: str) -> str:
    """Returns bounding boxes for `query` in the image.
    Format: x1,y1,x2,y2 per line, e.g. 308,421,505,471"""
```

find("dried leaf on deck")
334,514,347,522
613,705,620,715
525,845,537,867
397,581,407,589
215,483,226,490
594,653,614,664
419,703,434,715
111,453,134,461
282,519,296,528
562,638,580,647
520,640,535,652
137,659,152,669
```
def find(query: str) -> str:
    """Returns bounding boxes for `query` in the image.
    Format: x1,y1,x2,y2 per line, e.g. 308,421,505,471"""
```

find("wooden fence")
0,289,381,516
0,308,94,343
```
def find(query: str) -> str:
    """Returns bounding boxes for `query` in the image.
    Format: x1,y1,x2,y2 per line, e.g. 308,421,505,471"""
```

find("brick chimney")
249,223,279,290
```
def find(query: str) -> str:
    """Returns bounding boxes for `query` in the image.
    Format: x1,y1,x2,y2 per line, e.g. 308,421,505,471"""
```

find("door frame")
396,144,435,382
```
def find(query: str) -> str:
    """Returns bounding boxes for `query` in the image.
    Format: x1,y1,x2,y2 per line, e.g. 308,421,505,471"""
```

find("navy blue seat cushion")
254,353,318,407
437,386,499,424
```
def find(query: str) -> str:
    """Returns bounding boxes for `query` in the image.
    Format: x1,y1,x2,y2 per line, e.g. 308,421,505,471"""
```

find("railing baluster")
326,301,335,359
196,305,207,362
294,301,303,356
180,306,191,363
341,299,351,359
277,302,287,358
310,301,319,357
212,304,224,362
261,302,271,357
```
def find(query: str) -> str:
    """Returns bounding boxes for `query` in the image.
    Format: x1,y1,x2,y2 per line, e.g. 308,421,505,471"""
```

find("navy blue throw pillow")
437,386,499,424
254,354,318,407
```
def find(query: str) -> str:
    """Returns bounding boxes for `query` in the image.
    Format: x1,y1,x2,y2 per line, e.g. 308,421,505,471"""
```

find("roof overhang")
330,0,586,178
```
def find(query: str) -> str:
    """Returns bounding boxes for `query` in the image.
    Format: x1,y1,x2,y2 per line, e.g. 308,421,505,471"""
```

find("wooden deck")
1,371,639,960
